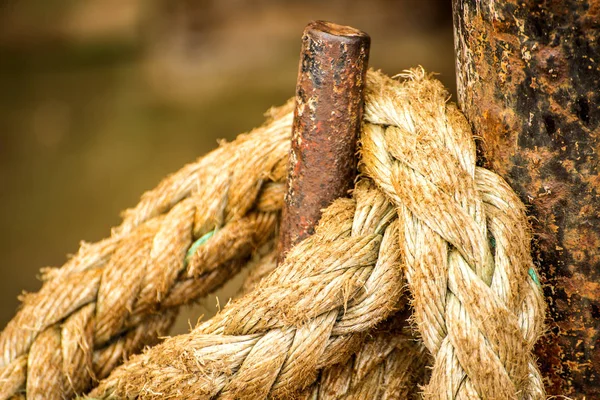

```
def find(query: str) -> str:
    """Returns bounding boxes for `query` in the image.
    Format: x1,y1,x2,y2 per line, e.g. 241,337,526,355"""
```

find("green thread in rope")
490,235,540,288
185,230,216,266
528,267,541,287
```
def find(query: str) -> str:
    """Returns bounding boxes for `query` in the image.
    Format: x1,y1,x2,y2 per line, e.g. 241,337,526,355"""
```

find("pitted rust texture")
278,21,370,262
453,0,600,397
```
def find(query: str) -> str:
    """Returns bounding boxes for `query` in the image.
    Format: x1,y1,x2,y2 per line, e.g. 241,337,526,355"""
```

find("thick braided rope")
240,234,429,400
88,69,545,399
0,103,294,400
240,240,429,400
361,69,546,399
90,180,406,399
1,69,546,399
298,313,430,400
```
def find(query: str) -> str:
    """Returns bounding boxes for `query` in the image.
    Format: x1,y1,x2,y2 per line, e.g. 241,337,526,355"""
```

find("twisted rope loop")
361,70,545,399
86,69,545,400
90,180,406,399
1,69,546,400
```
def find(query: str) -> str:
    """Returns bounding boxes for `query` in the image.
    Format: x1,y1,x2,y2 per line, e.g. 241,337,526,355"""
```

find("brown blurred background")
0,0,455,334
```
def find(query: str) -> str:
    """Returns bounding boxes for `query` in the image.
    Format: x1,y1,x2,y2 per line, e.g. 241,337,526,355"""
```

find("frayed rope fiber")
0,69,546,400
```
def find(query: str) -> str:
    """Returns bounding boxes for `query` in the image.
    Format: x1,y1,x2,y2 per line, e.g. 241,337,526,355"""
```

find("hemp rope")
3,68,538,396
298,319,429,400
361,71,546,399
82,69,546,399
90,180,406,399
0,103,294,399
240,236,429,400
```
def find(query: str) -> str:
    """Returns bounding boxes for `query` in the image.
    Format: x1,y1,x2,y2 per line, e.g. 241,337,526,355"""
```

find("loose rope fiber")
0,69,546,399
84,69,544,399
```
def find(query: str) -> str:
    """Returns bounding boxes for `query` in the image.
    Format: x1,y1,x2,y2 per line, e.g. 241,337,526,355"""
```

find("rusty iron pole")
453,1,600,397
277,21,370,262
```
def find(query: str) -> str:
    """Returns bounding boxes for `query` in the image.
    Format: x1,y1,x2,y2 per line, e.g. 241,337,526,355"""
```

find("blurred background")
0,0,455,334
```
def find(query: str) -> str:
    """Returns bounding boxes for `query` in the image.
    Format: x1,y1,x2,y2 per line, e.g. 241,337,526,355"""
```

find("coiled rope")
0,69,546,399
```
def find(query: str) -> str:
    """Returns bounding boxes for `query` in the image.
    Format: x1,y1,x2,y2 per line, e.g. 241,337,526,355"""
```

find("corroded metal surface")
453,1,600,397
278,21,370,262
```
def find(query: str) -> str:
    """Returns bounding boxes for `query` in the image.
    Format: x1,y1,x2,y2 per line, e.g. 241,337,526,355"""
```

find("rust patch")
277,21,370,263
453,0,600,397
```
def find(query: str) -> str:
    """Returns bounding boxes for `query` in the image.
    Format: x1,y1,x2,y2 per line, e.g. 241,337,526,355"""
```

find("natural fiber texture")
361,70,546,399
239,250,278,296
0,103,294,400
240,231,429,400
298,310,430,400
84,69,545,399
1,69,546,399
90,180,406,399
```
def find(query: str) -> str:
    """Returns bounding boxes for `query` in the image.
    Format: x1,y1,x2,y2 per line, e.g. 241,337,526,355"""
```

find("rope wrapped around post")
82,69,546,399
91,179,405,399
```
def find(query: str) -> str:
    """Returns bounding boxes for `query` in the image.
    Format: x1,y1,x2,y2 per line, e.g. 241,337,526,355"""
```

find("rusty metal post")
277,21,370,262
453,1,600,397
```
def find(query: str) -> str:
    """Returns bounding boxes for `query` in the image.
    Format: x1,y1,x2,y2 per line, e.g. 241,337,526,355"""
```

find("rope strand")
0,103,294,400
90,180,405,399
361,69,545,399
